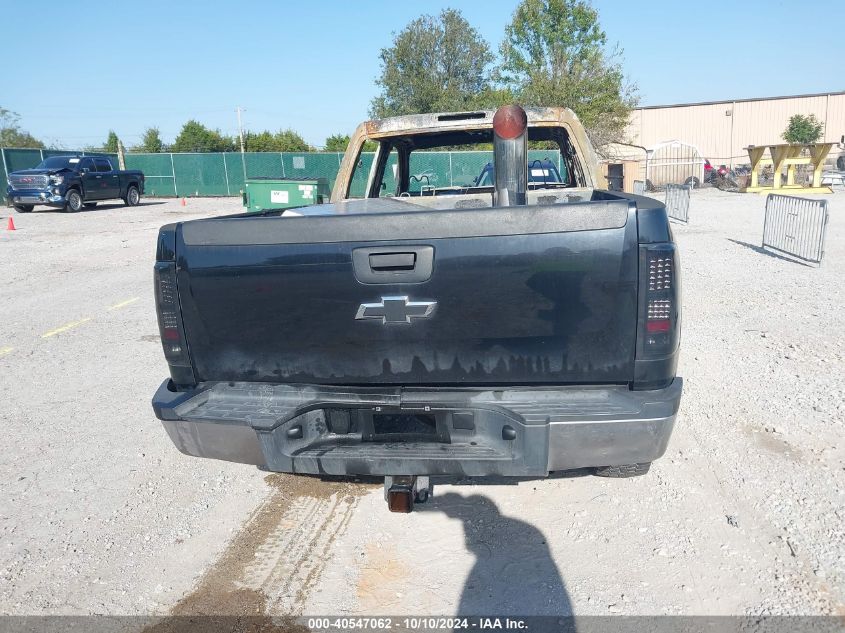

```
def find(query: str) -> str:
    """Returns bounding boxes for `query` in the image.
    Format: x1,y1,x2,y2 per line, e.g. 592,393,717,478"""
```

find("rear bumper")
152,379,682,477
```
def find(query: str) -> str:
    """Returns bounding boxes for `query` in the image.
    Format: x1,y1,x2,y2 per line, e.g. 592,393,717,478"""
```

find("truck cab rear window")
361,126,579,199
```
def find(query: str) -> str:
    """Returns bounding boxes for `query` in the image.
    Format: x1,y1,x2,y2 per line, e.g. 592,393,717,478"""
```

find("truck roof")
333,105,603,201
360,106,585,139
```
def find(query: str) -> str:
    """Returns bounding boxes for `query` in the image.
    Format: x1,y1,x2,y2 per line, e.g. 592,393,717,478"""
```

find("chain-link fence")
2,148,562,203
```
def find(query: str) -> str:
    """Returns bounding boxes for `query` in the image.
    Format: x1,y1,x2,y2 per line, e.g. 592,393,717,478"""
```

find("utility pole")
236,106,246,153
117,139,126,170
236,106,247,180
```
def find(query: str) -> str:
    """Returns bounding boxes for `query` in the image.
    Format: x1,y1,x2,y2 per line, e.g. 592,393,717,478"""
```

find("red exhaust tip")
492,105,527,140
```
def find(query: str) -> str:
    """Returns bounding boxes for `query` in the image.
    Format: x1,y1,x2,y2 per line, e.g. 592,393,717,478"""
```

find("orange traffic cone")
6,216,15,231
181,197,187,206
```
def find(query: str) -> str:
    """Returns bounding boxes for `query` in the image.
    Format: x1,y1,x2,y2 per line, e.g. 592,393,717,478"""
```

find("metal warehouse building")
624,90,845,168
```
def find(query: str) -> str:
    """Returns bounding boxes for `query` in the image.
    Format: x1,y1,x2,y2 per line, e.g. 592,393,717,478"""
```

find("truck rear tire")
594,462,651,478
124,185,140,207
64,190,83,213
13,204,34,213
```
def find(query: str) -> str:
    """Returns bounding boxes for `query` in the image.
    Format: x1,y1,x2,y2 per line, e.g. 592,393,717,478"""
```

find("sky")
4,0,844,149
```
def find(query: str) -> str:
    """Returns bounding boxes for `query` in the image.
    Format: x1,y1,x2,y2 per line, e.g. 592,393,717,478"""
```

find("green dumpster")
242,177,329,212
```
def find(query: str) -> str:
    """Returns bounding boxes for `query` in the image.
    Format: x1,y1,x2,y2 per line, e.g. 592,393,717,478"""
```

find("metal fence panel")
409,152,452,192
172,153,229,197
347,153,375,198
125,154,176,197
448,151,489,187
4,148,119,169
223,153,246,196
380,152,400,194
227,152,284,195
40,149,119,164
246,152,284,179
4,148,46,173
763,194,829,265
665,183,690,223
281,152,344,192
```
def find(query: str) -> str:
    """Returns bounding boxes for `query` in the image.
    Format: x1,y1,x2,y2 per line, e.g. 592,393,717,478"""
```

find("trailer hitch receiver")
384,476,432,513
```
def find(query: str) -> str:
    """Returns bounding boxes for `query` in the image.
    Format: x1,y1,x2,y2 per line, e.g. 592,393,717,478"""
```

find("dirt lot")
0,189,842,618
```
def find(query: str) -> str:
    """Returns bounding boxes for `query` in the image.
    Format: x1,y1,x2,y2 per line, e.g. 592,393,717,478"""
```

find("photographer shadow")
420,491,573,618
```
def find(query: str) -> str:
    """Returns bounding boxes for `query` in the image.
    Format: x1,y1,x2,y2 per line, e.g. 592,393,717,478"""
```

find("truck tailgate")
175,200,638,386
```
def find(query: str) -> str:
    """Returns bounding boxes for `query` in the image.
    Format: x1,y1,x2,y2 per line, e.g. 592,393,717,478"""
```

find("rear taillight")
645,251,674,345
155,261,194,385
634,244,680,389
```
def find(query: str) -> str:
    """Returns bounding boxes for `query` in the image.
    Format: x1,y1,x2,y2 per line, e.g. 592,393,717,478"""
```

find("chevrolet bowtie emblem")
355,296,437,324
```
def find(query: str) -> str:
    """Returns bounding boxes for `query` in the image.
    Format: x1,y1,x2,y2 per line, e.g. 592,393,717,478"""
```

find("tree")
0,107,45,149
324,134,350,152
104,130,120,153
324,133,377,152
137,127,163,153
244,129,312,152
172,120,235,152
500,0,637,146
782,114,824,144
466,87,517,111
243,130,277,152
370,9,495,118
273,129,311,152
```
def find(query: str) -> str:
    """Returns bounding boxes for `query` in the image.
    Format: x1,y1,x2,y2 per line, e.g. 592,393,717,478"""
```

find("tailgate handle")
352,246,434,284
369,252,416,271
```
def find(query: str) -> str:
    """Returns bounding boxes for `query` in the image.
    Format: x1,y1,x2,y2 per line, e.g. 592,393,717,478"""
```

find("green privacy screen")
123,152,347,198
173,154,229,197
129,150,560,199
125,154,176,197
3,148,562,203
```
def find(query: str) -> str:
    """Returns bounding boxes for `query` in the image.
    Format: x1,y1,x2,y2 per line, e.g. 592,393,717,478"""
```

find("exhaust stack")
492,105,528,207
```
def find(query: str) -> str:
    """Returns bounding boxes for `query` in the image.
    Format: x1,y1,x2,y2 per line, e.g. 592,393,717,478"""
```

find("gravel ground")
0,189,842,618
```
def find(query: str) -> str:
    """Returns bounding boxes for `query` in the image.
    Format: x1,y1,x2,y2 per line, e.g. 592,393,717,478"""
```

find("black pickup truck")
152,105,682,511
6,155,144,212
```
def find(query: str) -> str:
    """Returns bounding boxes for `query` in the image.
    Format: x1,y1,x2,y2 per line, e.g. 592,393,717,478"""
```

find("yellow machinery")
743,143,833,194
